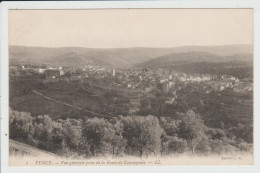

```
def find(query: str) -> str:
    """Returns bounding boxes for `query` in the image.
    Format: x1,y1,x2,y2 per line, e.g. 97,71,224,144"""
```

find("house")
233,83,253,93
160,79,168,83
235,78,240,83
201,75,211,81
179,77,187,82
169,75,173,80
38,68,45,73
144,86,154,94
222,75,236,82
165,97,175,104
233,85,246,94
169,82,175,89
60,70,64,76
44,69,60,79
112,69,116,76
213,84,219,91
246,83,253,91
147,93,155,98
162,83,169,93
213,83,227,91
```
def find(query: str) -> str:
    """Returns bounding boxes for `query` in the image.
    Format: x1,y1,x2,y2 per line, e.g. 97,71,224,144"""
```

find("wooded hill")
9,44,253,68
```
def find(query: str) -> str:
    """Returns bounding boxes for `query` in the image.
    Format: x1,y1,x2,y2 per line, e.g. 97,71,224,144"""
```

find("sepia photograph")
5,8,255,166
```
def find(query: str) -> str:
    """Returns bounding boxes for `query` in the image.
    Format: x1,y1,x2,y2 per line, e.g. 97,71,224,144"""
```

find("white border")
1,1,260,173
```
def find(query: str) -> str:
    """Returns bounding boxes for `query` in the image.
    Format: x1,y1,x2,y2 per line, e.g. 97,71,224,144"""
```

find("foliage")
228,123,253,143
60,119,83,150
121,115,163,157
195,137,211,154
166,136,188,154
159,117,180,137
178,110,206,154
9,108,34,142
209,139,240,154
9,108,253,158
109,118,127,157
206,128,226,141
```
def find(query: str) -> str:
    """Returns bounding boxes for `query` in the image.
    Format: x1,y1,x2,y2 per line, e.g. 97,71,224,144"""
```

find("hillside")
139,52,253,67
9,46,111,67
9,44,253,68
139,52,225,67
45,52,110,66
9,139,58,158
136,52,253,79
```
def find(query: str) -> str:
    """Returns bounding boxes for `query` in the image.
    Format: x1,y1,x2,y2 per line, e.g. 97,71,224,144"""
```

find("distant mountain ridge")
9,44,253,68
44,52,110,66
138,52,253,67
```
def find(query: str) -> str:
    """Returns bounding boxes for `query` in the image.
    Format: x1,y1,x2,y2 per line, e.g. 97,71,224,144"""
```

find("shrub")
9,109,34,142
167,136,188,154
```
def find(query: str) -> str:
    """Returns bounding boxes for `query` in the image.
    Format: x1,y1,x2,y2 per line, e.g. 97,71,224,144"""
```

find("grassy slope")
9,139,58,158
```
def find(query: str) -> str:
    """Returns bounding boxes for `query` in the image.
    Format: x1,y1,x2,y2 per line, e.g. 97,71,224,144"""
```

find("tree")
121,115,162,157
82,118,114,157
49,121,64,152
109,118,127,157
60,118,83,150
229,123,253,143
9,108,34,142
159,117,180,137
33,115,55,150
167,136,188,154
206,128,226,141
178,110,206,154
209,139,239,154
195,137,211,153
160,131,170,156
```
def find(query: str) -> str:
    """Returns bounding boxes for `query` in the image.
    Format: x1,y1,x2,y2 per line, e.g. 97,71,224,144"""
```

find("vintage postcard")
1,1,259,171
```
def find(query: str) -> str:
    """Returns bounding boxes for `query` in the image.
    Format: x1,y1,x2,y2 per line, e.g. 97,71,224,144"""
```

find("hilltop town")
9,58,253,127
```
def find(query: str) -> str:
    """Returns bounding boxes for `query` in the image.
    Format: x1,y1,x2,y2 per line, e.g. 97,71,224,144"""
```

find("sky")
9,9,253,48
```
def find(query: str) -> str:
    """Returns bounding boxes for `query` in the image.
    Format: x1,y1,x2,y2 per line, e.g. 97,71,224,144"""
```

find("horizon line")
8,43,253,49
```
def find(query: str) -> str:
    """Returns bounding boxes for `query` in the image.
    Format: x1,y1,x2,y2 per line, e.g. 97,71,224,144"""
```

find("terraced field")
202,90,253,128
